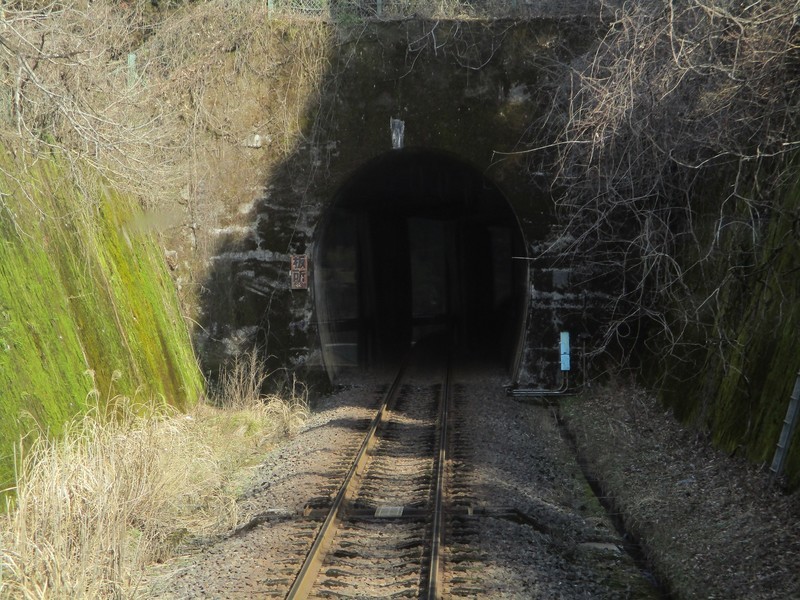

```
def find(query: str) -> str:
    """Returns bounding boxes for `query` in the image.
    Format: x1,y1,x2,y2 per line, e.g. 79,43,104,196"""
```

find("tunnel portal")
314,149,528,377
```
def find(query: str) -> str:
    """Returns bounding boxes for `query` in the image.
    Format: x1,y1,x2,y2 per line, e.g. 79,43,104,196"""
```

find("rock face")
189,19,608,388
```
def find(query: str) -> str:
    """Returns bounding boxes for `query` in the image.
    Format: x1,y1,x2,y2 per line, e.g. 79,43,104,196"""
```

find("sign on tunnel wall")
291,255,309,290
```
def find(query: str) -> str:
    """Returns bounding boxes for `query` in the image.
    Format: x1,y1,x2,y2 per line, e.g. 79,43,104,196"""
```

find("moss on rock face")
0,148,203,491
660,166,800,489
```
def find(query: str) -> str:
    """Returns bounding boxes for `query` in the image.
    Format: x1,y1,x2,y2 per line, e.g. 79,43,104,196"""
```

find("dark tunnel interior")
314,149,528,377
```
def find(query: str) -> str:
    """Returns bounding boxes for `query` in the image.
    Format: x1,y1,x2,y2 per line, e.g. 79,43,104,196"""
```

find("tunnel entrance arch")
313,149,529,379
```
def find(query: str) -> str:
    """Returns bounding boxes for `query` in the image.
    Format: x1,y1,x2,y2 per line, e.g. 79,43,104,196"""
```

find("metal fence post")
770,370,800,479
127,53,136,89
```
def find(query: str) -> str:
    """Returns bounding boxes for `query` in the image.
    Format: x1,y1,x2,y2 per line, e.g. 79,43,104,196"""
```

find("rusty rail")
286,363,407,599
286,355,453,599
425,356,452,599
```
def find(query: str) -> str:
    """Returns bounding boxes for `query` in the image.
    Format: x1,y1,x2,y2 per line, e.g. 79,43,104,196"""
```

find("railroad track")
286,352,454,599
160,355,664,599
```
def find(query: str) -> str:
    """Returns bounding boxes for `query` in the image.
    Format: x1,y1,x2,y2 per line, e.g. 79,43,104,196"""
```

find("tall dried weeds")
0,363,308,597
0,398,229,597
215,348,310,437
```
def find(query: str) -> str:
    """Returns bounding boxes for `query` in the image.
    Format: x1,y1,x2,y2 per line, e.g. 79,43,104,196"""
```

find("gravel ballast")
146,367,799,598
561,384,800,599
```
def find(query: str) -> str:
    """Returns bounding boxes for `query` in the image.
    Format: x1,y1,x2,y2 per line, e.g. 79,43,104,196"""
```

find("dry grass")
212,349,310,438
0,0,330,208
0,355,308,599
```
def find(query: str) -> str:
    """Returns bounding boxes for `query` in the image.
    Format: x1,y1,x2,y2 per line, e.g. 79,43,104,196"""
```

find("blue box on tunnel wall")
560,331,570,371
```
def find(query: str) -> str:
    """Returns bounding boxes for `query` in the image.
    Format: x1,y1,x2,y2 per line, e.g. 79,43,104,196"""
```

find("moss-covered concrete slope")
0,148,203,489
662,167,800,488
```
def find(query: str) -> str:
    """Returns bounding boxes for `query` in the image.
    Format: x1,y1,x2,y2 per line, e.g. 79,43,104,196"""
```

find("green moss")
660,163,800,488
0,148,203,492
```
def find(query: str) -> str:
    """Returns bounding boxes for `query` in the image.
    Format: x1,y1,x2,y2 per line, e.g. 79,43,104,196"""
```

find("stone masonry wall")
178,19,607,389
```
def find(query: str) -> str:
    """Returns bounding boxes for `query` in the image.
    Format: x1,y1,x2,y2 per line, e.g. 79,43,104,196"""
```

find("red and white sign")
290,255,308,290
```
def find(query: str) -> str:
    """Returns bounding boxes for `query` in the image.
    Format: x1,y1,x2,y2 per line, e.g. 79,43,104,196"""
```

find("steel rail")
285,363,408,599
425,355,451,600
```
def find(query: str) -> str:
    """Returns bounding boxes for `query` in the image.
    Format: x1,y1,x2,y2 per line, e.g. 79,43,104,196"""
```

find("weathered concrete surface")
189,19,607,388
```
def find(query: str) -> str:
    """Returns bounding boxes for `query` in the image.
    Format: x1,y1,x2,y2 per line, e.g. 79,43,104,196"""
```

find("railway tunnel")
193,19,602,388
314,149,529,378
